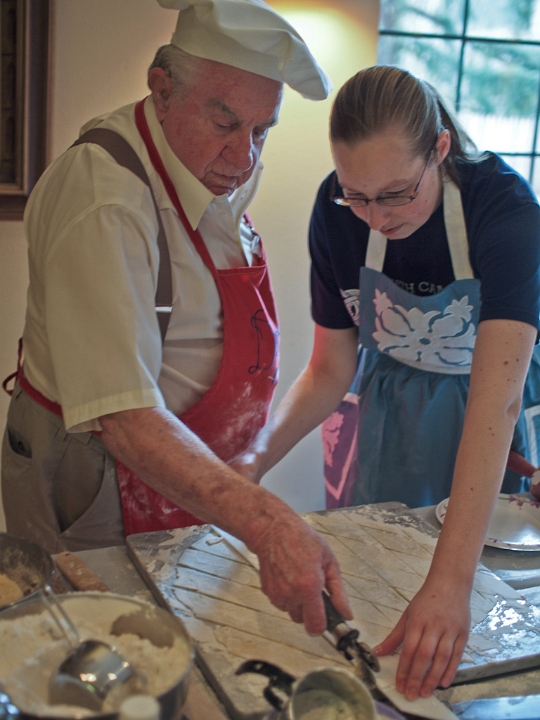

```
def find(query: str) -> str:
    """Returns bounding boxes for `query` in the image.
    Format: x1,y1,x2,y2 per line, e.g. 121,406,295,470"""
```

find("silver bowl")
0,532,54,609
0,592,194,720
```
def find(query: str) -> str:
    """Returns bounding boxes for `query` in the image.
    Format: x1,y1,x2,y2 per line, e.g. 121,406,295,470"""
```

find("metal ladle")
40,587,144,711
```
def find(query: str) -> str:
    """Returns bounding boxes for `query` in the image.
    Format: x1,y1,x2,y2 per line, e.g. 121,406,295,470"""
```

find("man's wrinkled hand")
250,513,352,635
374,576,471,700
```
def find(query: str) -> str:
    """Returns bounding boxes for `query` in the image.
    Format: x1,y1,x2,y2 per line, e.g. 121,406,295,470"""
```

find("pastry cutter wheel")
322,590,385,699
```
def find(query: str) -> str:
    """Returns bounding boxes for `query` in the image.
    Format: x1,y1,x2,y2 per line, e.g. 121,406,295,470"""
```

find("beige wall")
0,0,378,532
0,225,29,529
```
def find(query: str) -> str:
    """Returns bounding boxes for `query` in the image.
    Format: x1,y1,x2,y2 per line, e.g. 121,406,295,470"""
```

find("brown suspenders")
71,128,173,343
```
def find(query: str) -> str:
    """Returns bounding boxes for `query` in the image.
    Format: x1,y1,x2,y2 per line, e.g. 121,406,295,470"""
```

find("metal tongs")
322,591,381,695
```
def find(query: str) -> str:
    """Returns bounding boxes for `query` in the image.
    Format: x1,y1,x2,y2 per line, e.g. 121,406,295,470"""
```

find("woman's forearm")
237,325,358,480
377,318,537,700
429,318,536,584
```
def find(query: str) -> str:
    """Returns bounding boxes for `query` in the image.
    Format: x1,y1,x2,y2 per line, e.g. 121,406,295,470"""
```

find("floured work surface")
127,503,540,720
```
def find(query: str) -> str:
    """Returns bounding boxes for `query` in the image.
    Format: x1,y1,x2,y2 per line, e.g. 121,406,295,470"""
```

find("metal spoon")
41,587,143,711
0,686,20,719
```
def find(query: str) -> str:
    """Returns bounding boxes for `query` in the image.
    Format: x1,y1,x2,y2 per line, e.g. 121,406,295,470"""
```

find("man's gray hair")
148,45,202,99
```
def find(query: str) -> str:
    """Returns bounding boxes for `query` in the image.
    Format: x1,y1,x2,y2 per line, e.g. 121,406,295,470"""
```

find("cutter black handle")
322,591,380,673
322,590,359,638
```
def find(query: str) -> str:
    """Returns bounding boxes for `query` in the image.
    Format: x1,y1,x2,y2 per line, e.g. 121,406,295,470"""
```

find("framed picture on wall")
0,0,49,221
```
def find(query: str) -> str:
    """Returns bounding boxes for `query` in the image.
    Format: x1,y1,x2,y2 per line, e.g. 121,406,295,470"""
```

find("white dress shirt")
22,97,263,432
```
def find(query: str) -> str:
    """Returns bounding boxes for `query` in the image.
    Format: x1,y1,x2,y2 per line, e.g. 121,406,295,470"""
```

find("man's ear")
148,68,173,120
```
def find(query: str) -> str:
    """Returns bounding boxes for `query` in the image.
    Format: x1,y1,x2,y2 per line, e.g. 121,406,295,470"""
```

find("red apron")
117,100,279,534
6,99,279,537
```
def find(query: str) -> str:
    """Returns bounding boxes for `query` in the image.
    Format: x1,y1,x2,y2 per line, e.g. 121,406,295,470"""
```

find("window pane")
467,0,540,41
498,154,532,181
535,122,540,153
458,112,536,154
458,41,540,153
531,157,540,194
379,0,466,36
377,36,461,107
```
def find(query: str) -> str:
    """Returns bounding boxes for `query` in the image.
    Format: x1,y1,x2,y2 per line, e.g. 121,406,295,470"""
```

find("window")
378,0,540,194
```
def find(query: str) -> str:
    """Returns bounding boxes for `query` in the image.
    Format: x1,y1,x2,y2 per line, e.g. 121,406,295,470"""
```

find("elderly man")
1,0,351,633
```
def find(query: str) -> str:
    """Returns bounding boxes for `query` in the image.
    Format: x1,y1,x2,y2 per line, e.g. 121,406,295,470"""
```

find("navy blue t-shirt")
310,153,540,331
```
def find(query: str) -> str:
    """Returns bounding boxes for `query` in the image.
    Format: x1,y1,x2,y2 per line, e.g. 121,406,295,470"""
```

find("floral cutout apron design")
324,179,540,509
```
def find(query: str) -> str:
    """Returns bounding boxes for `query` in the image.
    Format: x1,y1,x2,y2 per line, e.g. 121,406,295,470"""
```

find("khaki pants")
1,383,124,554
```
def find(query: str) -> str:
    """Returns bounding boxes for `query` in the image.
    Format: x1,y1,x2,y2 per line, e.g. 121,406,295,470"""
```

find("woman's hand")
374,573,471,700
228,450,262,484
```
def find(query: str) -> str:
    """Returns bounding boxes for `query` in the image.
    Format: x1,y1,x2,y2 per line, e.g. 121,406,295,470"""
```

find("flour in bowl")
0,595,192,717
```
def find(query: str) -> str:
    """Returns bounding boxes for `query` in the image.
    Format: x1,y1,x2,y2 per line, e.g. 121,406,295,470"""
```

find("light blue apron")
324,180,540,508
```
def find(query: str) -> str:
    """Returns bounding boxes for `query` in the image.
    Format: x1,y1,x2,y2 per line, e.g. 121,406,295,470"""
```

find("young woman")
232,66,540,699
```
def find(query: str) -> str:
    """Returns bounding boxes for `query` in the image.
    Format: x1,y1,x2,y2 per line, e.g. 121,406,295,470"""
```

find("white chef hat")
156,0,332,100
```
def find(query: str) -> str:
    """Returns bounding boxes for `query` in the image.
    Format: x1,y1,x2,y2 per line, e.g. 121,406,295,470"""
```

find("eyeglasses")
331,149,434,208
